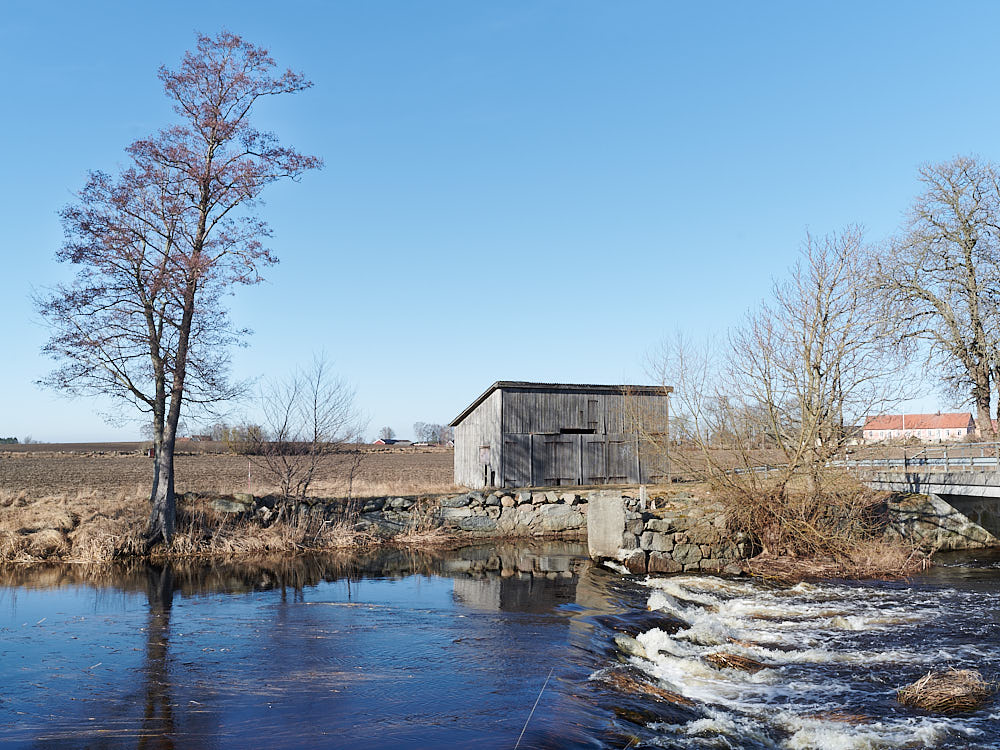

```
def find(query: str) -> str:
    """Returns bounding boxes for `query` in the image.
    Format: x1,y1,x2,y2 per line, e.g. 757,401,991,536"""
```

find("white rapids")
601,573,997,749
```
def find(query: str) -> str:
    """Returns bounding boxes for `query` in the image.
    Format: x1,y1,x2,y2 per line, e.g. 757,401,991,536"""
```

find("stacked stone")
200,488,591,538
435,490,587,537
616,497,752,575
885,493,997,550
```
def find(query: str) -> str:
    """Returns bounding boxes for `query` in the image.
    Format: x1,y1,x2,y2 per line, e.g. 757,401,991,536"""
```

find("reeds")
716,471,931,581
897,669,994,714
744,539,930,582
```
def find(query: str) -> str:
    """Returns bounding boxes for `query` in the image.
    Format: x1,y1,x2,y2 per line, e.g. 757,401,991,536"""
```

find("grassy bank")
715,472,933,582
0,489,456,564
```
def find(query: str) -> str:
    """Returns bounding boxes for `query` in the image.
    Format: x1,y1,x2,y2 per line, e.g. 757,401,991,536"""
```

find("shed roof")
450,381,673,427
863,413,973,431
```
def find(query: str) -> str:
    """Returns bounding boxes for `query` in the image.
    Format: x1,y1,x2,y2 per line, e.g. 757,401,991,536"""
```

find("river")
1,544,999,748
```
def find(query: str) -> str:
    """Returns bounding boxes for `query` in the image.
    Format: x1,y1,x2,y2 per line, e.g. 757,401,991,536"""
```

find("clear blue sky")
2,1,998,442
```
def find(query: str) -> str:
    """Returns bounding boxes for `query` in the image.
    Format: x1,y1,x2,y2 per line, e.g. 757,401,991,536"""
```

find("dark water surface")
3,545,1000,749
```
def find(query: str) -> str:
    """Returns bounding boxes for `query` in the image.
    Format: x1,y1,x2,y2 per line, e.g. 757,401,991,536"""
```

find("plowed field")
0,444,456,498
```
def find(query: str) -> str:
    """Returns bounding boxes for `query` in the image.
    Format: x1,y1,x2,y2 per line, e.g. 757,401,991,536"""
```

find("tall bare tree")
37,33,320,547
650,229,906,557
729,226,904,487
873,156,1000,439
652,227,903,491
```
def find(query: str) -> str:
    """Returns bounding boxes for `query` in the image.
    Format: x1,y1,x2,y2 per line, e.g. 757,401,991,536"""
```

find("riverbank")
3,480,995,578
0,486,593,563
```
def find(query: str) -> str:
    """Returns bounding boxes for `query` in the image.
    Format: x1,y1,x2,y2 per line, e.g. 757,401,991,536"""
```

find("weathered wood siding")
454,389,502,489
502,434,531,487
455,383,671,488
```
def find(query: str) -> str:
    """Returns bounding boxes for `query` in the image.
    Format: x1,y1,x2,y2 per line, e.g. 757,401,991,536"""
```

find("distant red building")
862,413,975,443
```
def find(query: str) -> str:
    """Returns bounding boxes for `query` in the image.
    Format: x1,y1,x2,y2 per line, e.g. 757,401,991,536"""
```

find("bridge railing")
730,443,1000,476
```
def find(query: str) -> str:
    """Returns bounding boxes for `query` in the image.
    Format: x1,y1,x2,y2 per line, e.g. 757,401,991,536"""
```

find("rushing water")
2,545,1000,749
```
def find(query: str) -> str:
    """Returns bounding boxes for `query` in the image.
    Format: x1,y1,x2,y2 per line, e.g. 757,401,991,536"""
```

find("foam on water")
603,573,1000,748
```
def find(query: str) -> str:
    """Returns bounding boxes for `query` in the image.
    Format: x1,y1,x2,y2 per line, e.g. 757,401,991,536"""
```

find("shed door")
606,435,635,483
582,434,607,484
503,435,531,487
533,435,581,486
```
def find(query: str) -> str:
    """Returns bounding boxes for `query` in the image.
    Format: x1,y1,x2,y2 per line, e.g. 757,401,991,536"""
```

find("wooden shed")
449,381,673,489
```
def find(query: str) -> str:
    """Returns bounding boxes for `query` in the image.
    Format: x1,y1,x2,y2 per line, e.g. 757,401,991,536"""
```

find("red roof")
863,413,973,431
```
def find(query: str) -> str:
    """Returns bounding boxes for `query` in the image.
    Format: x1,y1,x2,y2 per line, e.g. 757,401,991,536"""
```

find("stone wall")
885,493,997,550
588,490,755,574
204,488,589,539
202,485,999,563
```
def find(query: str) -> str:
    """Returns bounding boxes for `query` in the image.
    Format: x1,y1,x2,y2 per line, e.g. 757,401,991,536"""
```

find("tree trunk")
974,377,995,441
145,430,177,548
145,272,196,549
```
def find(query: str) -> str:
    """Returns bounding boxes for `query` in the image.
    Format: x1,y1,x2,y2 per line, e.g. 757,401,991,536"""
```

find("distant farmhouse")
862,412,975,443
450,381,672,489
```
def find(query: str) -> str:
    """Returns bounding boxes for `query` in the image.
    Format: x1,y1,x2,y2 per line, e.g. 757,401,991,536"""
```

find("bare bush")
249,357,367,502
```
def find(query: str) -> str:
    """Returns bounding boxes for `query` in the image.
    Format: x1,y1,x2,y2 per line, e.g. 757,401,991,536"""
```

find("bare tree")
413,422,453,444
36,33,321,547
377,426,395,441
729,226,905,487
651,228,905,489
651,229,907,557
251,357,366,501
873,156,1000,439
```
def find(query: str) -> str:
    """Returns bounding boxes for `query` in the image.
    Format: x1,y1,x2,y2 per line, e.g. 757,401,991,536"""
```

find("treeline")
412,422,453,444
662,156,1000,468
652,156,1000,562
0,437,17,444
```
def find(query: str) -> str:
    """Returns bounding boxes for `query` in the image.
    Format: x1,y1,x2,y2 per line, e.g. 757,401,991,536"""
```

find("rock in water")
704,652,766,673
614,633,649,660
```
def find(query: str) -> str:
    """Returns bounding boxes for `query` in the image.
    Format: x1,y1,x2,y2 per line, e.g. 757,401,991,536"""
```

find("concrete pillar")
587,490,625,559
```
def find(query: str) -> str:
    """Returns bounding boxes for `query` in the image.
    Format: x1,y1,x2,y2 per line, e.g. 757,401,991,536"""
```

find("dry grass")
721,472,889,558
0,488,142,563
744,539,930,583
0,488,446,564
0,439,475,563
159,509,374,560
0,444,461,563
713,470,932,580
897,669,994,714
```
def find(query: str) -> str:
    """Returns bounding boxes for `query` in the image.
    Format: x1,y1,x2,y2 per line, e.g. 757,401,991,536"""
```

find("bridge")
855,444,1000,539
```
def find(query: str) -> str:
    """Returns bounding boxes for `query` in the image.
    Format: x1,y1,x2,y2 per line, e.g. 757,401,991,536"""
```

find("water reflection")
139,564,175,750
0,542,589,598
1,542,636,750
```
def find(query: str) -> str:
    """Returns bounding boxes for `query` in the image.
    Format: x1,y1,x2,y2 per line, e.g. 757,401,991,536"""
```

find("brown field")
0,443,458,498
